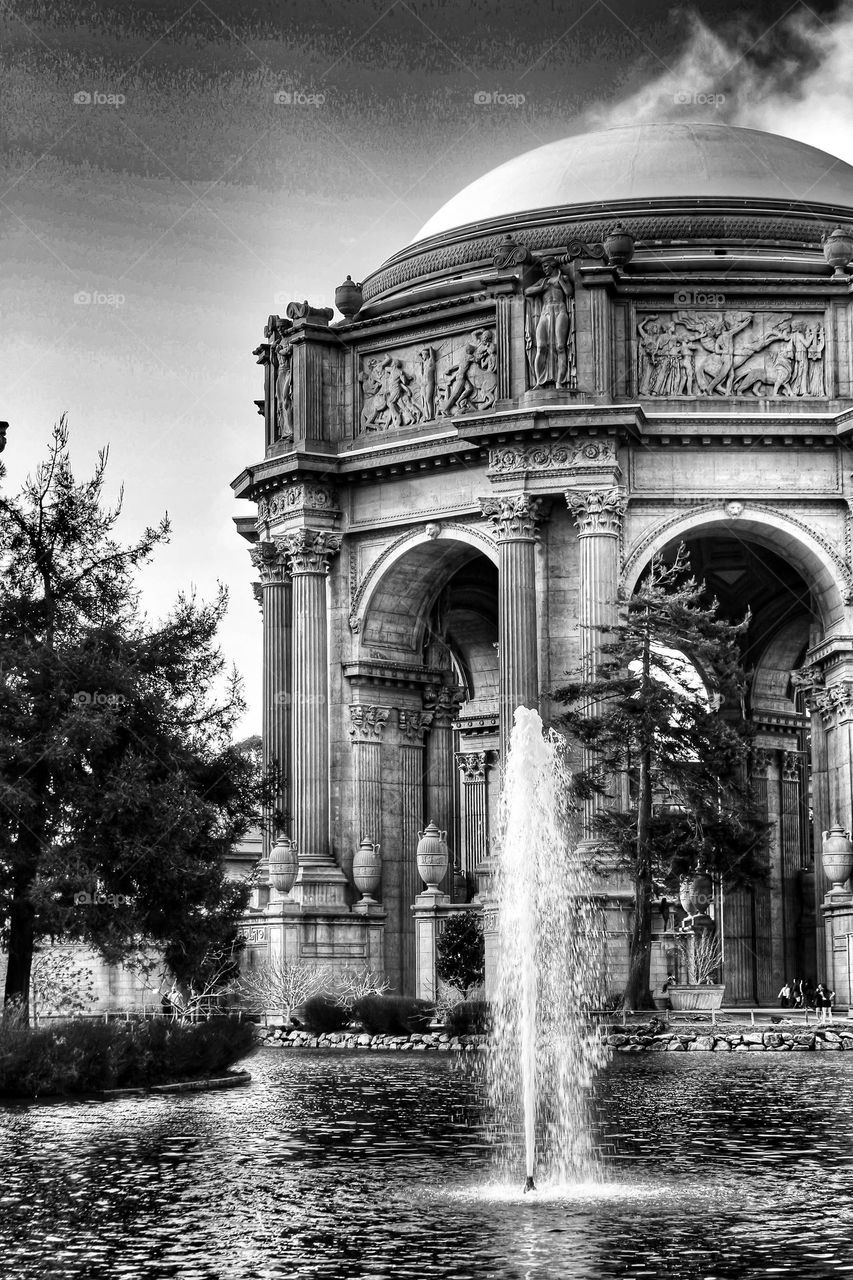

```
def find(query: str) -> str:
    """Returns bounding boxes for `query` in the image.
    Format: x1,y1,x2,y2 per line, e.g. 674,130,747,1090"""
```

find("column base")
292,861,350,912
352,897,386,917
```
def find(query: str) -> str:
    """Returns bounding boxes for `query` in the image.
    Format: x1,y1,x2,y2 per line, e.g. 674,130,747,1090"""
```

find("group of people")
778,978,836,1017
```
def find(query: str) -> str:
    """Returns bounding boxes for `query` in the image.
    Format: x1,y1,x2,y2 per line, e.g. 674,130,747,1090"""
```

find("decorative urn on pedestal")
335,275,364,321
822,825,853,893
821,227,853,276
353,837,382,904
416,821,449,892
269,835,298,896
603,221,635,267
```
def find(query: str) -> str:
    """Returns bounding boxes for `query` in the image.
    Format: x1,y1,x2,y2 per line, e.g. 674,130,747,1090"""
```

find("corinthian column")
349,705,391,846
456,750,494,888
398,709,434,991
277,528,346,908
249,542,291,862
424,686,464,896
566,485,627,843
480,494,546,762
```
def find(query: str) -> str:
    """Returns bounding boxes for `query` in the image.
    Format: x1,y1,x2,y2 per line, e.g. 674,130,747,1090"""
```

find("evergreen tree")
0,419,263,1012
553,545,768,1011
435,912,485,998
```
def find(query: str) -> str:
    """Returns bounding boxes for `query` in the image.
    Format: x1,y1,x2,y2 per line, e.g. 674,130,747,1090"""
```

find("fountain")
487,707,609,1191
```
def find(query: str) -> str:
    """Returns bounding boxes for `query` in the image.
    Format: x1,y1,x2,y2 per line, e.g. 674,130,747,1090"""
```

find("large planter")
269,835,298,895
353,838,381,902
822,825,853,891
416,821,449,890
667,984,726,1011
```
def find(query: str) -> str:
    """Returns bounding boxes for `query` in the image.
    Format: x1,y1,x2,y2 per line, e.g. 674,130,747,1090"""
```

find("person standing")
778,981,792,1009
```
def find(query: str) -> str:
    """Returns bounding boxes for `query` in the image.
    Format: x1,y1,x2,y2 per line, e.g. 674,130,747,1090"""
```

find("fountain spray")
487,708,608,1191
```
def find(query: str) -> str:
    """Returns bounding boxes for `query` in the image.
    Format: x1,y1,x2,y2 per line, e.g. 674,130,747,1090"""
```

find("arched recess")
622,504,848,635
353,524,498,659
751,616,811,715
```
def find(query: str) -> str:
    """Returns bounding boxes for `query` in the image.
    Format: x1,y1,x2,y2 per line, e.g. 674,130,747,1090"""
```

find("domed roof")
413,123,853,243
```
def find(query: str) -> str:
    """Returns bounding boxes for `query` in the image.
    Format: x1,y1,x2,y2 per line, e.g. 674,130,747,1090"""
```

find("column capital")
276,529,342,575
398,709,434,743
424,684,465,725
251,581,263,611
480,493,547,541
814,680,853,728
249,540,291,585
349,704,391,744
782,750,801,783
565,486,627,536
455,749,494,782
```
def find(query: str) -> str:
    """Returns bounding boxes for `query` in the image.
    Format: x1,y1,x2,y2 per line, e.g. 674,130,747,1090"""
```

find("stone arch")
353,522,498,657
622,503,848,632
751,616,811,715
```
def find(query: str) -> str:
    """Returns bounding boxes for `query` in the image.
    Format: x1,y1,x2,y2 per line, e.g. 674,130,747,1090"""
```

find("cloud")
585,3,853,166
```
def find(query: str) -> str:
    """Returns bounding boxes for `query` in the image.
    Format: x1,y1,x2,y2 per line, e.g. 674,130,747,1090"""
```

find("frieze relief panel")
357,328,497,434
636,309,828,399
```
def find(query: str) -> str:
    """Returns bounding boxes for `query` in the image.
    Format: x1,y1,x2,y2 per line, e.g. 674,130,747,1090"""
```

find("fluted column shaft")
349,705,390,847
480,495,544,762
399,710,433,991
424,687,463,895
566,486,627,841
277,531,342,900
456,751,493,885
250,543,292,861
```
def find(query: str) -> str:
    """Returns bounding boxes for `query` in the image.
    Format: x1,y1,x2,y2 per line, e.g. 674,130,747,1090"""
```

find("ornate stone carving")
523,258,576,389
486,439,618,480
277,530,342,575
358,328,498,433
493,234,533,269
636,310,827,398
349,705,391,744
455,750,492,782
424,685,465,724
258,484,338,524
285,300,334,325
567,487,627,536
249,540,290,584
814,682,853,727
782,751,801,783
725,500,744,519
480,494,546,541
398,709,434,742
273,339,293,441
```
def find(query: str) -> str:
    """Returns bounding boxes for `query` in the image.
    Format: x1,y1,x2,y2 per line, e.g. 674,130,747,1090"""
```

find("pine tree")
0,419,263,1013
553,545,768,1011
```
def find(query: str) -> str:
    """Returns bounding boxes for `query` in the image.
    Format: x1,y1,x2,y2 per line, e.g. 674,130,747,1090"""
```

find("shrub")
352,995,435,1035
298,995,350,1033
444,1001,491,1036
0,1016,256,1097
435,912,485,997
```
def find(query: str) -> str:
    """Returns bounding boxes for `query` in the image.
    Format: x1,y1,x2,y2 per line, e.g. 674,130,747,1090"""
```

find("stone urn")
416,821,449,891
679,872,714,918
822,825,853,892
603,221,635,267
335,274,363,321
822,227,853,276
269,835,298,896
353,837,381,903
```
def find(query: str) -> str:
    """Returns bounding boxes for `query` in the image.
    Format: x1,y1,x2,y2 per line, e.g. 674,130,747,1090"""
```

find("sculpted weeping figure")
524,257,576,389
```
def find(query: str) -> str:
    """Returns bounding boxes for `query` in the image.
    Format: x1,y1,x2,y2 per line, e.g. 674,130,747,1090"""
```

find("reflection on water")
1,1047,853,1278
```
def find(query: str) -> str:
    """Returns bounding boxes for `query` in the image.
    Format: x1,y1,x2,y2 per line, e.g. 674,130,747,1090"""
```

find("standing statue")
523,257,576,389
274,340,293,440
417,347,437,420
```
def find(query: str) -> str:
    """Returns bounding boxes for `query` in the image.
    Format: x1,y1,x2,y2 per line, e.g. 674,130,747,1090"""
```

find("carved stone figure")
637,310,828,399
523,258,576,389
358,329,501,432
417,347,437,420
274,340,293,440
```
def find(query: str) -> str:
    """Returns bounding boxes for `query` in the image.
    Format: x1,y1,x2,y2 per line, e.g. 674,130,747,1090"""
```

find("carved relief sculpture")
523,257,577,390
357,328,499,434
274,339,294,440
636,310,828,398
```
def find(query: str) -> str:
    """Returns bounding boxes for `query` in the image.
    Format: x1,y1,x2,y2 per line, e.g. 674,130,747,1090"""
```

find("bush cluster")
0,1016,256,1098
297,996,350,1033
443,1001,491,1036
351,995,434,1034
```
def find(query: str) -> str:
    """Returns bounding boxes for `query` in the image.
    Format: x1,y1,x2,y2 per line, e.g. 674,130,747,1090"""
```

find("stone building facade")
233,122,853,1005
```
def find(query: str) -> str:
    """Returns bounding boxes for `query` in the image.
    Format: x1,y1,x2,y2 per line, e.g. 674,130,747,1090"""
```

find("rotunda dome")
413,123,853,243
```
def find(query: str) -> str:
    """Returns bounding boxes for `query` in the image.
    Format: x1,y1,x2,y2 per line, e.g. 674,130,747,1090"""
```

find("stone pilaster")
811,675,853,980
349,705,391,848
480,494,546,762
566,484,627,842
424,686,464,896
398,709,434,991
456,750,494,887
277,528,346,908
249,542,292,864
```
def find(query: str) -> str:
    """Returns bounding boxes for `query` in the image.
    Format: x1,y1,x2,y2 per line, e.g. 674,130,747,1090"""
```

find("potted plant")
667,930,726,1011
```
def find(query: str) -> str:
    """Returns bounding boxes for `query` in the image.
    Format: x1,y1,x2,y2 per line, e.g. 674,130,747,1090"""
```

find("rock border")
260,1028,486,1052
606,1026,853,1052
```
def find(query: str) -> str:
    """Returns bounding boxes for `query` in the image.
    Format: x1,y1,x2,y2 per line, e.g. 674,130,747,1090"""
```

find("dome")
413,123,853,243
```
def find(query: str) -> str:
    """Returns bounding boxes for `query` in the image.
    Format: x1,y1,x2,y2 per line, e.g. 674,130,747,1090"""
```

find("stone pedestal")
822,892,853,1006
399,709,433,990
411,891,456,1001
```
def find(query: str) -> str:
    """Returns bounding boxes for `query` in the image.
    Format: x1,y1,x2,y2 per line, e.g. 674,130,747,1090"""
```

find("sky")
2,0,851,735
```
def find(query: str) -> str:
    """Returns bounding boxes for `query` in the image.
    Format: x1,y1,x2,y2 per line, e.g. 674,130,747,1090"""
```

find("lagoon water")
1,1046,853,1279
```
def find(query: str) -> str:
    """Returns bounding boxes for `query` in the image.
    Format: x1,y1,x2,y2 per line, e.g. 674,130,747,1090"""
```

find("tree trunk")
624,624,655,1011
4,869,36,1015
